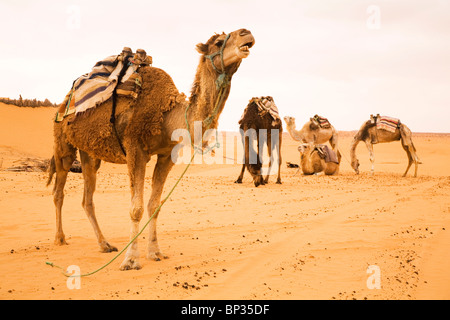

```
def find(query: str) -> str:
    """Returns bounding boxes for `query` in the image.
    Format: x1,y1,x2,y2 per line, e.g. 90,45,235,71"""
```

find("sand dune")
0,102,449,300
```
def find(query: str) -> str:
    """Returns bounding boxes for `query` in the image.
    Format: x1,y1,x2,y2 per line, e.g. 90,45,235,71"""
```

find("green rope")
46,150,198,278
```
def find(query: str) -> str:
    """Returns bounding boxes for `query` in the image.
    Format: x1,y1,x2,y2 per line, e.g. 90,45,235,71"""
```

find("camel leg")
400,125,421,177
120,150,147,271
53,154,76,246
329,135,341,175
274,129,282,184
235,164,245,183
406,144,420,177
147,154,174,261
257,130,266,185
235,130,246,183
264,133,271,184
79,151,117,253
364,139,375,175
329,131,339,154
401,142,414,177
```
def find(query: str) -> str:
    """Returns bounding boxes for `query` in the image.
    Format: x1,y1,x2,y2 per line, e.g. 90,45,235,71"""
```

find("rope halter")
204,33,231,89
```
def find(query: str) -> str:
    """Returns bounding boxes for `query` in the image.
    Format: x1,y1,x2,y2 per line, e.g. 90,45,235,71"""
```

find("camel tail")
46,156,56,187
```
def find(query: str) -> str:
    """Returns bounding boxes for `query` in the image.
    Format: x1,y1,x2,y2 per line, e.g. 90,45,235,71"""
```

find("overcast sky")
1,0,449,132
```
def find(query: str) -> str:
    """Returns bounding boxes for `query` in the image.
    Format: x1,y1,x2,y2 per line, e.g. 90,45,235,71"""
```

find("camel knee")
82,198,95,211
130,206,144,222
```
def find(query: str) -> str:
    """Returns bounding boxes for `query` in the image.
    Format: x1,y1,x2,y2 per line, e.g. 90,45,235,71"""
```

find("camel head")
283,116,295,127
246,163,264,187
196,29,255,74
351,158,360,174
298,143,315,160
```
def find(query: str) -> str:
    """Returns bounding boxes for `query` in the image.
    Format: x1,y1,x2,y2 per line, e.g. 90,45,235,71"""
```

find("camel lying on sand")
47,29,255,270
284,115,341,160
298,143,340,175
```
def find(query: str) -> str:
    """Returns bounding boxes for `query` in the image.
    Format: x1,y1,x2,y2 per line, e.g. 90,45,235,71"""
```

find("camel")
234,97,282,186
350,115,421,177
46,29,255,270
283,115,341,159
298,143,340,175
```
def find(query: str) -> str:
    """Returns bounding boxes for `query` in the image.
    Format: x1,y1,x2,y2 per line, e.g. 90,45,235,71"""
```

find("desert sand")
0,102,449,300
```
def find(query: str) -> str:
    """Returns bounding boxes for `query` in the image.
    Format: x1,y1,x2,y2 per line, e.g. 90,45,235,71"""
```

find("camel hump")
137,66,186,111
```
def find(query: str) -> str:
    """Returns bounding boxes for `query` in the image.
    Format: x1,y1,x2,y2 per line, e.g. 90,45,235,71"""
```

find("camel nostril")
239,29,250,36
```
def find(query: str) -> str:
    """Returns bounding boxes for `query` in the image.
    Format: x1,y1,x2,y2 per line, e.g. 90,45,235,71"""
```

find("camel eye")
215,40,224,47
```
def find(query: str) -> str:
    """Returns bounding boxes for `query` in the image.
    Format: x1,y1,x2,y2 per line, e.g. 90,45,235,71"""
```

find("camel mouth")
239,42,254,53
236,36,255,58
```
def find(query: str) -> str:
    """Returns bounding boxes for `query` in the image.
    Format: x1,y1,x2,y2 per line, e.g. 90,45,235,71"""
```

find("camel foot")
263,178,269,184
99,241,118,253
119,257,142,271
234,179,242,184
54,234,68,246
276,179,282,184
147,251,169,261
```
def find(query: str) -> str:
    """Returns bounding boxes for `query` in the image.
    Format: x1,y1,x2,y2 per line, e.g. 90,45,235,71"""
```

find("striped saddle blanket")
253,96,280,120
239,96,280,125
376,115,400,133
55,47,152,122
311,115,331,129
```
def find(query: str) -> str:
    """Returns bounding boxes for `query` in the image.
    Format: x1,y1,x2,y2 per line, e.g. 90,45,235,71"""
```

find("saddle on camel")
55,47,152,122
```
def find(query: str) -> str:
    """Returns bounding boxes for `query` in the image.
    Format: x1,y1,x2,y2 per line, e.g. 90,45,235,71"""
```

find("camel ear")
196,43,209,54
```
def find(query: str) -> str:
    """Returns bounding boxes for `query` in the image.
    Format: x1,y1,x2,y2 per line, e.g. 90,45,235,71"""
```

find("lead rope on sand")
46,150,199,278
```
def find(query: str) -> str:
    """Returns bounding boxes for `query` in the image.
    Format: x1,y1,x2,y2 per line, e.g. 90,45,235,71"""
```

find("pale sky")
1,0,449,132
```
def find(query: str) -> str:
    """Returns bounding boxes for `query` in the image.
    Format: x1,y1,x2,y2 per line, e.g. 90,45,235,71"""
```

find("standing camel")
234,96,283,187
283,116,341,159
350,115,421,177
47,29,255,270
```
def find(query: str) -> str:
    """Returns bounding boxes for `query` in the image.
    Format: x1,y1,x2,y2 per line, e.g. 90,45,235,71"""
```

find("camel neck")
186,59,232,132
349,136,360,163
287,123,304,141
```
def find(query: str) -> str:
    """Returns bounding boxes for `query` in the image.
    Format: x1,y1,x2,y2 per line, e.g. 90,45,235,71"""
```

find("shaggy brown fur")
47,29,255,270
235,99,283,186
350,119,421,177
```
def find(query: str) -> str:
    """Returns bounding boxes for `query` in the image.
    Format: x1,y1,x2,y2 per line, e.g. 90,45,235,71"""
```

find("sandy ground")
0,102,449,300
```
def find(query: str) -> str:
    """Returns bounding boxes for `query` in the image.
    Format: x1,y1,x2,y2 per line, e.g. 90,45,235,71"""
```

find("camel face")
196,29,255,71
283,116,295,126
298,143,314,159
